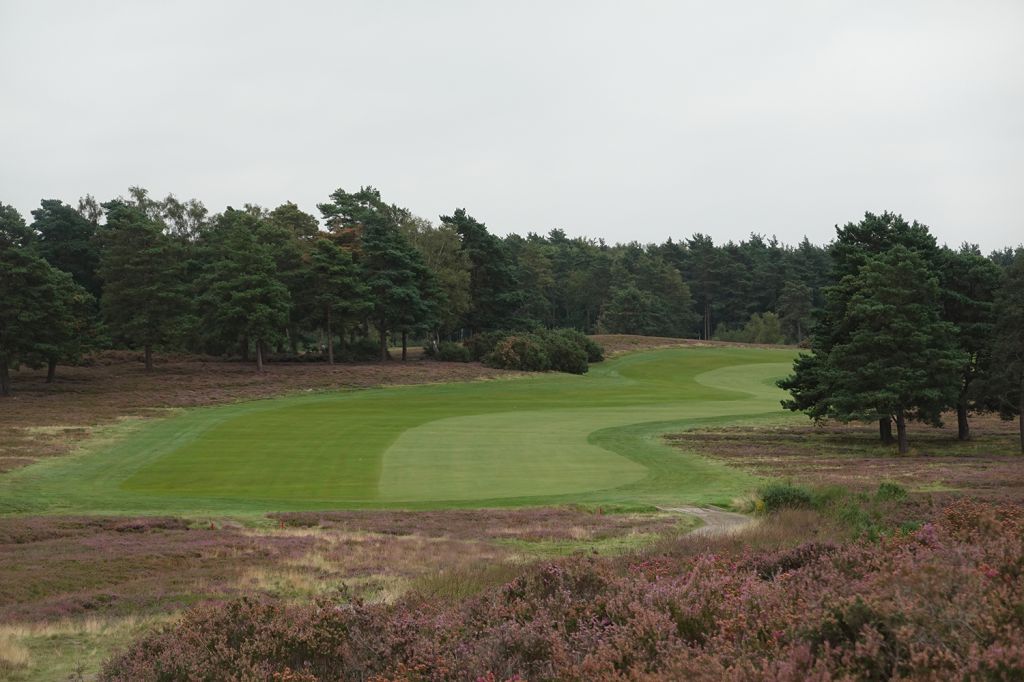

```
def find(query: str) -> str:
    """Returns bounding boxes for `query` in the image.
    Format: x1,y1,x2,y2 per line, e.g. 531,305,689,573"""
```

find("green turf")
0,346,797,515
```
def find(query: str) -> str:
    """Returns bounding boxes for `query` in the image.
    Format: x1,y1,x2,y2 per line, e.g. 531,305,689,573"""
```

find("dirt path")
660,505,754,536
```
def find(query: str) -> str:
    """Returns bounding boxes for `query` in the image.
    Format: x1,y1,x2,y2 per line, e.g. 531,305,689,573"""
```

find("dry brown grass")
669,413,1024,500
591,333,795,356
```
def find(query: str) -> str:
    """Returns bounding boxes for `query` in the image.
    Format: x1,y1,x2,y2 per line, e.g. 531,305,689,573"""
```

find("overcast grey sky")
2,1,1022,250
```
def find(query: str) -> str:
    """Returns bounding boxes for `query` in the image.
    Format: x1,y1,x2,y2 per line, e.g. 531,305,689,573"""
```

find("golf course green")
0,346,796,515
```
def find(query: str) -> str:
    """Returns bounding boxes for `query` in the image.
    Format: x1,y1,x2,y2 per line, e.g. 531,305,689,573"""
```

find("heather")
101,499,1024,681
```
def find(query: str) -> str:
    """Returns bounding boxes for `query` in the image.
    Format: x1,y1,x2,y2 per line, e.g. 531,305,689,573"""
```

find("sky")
2,1,1022,251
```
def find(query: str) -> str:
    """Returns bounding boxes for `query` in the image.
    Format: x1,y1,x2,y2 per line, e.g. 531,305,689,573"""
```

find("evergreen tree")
31,199,103,297
308,238,370,364
33,269,95,383
269,201,320,241
360,218,436,361
988,250,1024,452
777,280,813,343
822,247,965,453
197,210,291,371
0,202,35,248
442,209,520,333
598,286,662,336
1,247,52,395
938,245,1004,440
781,212,942,443
98,201,190,370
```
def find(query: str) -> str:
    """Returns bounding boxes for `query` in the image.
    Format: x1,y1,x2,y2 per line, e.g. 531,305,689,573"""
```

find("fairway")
0,347,796,514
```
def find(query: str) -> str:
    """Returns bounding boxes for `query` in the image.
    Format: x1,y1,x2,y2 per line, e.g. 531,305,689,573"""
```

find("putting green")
0,346,796,515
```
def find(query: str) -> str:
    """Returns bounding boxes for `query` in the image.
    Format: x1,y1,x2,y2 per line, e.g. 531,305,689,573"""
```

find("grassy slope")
0,347,796,515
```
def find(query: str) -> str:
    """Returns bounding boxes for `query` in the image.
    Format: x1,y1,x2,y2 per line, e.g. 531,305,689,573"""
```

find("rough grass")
98,499,1024,681
0,347,796,514
669,414,1024,500
0,506,695,679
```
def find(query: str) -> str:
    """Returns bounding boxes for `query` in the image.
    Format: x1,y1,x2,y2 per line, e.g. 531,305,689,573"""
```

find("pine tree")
98,201,190,370
781,212,942,443
308,238,370,364
988,250,1024,452
825,247,965,453
360,219,435,361
197,210,292,371
1,204,87,395
442,209,520,334
31,199,103,298
937,245,1004,440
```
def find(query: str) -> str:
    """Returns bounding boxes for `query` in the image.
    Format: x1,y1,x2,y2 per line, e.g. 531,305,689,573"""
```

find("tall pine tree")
98,201,190,371
823,247,965,453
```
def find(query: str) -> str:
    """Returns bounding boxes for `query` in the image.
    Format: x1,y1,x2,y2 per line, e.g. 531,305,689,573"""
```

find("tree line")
1,187,1022,450
778,212,1024,453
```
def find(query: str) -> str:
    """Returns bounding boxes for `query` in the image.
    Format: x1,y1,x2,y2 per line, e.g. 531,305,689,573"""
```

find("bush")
436,341,471,363
540,332,588,374
102,501,1024,682
335,337,380,362
759,483,814,512
471,329,601,374
484,334,550,371
875,482,908,501
552,329,604,363
465,331,510,361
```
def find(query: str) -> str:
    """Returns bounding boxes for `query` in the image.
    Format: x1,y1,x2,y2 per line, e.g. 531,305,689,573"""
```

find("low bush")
540,332,588,374
484,333,550,372
334,337,380,362
875,481,908,501
759,483,814,511
102,500,1024,682
554,329,604,362
435,341,471,363
465,330,510,361
473,329,601,374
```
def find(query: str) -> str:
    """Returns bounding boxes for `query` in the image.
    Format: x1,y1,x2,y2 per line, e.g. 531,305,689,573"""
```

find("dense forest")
1,185,1022,450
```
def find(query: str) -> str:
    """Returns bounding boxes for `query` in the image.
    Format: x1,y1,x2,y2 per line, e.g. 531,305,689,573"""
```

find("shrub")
435,341,471,363
334,337,379,362
539,332,588,374
484,334,550,371
471,329,601,373
875,482,908,501
553,329,604,363
101,501,1024,682
759,483,814,512
465,331,510,361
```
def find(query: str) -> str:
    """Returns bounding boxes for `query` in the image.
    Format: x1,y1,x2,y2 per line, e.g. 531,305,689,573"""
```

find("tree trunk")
144,344,153,371
0,360,10,396
957,401,971,441
326,307,334,365
1019,392,1024,454
255,340,264,371
46,358,57,383
241,338,250,362
895,411,909,454
879,418,894,444
796,320,802,344
379,325,388,362
289,327,298,355
401,331,408,361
